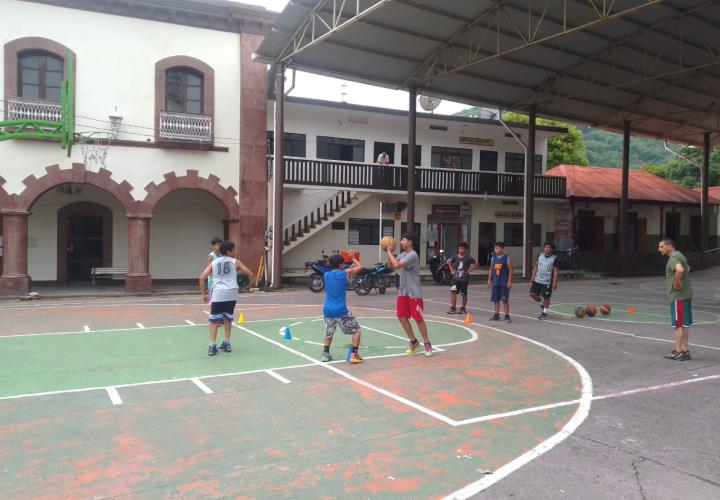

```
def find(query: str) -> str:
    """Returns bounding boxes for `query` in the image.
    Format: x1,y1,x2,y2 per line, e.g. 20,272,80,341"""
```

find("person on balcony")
376,150,390,165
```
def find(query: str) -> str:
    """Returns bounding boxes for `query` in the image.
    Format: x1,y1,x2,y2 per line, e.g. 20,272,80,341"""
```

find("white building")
271,97,567,271
0,0,275,293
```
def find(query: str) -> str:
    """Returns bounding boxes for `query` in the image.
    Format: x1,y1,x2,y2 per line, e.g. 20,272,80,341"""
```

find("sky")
233,0,470,115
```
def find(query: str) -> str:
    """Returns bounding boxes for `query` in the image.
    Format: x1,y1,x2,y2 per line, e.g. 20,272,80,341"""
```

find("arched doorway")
57,201,113,282
149,189,228,279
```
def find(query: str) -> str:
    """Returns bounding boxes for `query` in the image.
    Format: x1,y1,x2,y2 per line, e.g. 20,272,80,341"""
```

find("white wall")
269,100,553,173
149,189,225,279
0,0,241,198
27,185,128,281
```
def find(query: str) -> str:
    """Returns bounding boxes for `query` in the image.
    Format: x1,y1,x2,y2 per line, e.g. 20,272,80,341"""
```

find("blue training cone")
283,327,292,340
346,346,353,363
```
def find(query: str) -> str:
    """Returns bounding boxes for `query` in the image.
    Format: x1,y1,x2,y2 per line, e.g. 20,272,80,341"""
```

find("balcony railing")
159,111,212,141
7,96,62,122
274,157,566,199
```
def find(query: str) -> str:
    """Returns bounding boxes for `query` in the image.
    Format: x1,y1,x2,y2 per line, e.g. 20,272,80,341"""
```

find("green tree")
500,111,588,168
643,147,720,188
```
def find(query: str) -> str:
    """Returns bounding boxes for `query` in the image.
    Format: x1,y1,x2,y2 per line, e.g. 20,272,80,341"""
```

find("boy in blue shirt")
487,242,513,323
322,253,364,363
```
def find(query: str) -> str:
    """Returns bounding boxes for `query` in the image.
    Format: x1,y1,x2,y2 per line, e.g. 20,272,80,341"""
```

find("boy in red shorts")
387,233,433,357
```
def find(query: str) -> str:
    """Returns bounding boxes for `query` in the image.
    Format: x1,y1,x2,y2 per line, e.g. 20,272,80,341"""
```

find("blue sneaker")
219,341,232,353
208,344,218,356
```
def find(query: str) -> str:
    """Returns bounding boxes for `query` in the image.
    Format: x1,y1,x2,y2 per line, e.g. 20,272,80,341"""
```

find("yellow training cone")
237,312,245,324
464,312,472,324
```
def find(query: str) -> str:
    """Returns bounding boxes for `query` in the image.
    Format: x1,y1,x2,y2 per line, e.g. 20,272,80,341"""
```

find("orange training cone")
464,312,472,324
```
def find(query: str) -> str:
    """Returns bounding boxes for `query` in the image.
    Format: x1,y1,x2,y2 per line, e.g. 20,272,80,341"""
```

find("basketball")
600,304,611,315
380,236,396,250
574,306,586,318
585,305,597,317
627,307,637,313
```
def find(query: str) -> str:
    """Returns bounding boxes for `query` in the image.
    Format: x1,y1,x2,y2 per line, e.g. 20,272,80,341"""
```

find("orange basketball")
585,305,597,317
600,304,611,315
627,307,637,313
380,236,396,250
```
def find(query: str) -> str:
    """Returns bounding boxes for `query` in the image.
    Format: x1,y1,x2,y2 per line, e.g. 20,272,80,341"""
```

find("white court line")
191,378,213,394
237,324,458,426
105,387,123,406
202,310,210,315
185,320,195,326
265,370,291,384
83,325,90,332
136,323,145,329
362,325,446,352
288,321,303,327
424,299,720,352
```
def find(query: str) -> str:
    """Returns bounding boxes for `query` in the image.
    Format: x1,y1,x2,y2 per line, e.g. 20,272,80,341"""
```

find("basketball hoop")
76,131,113,170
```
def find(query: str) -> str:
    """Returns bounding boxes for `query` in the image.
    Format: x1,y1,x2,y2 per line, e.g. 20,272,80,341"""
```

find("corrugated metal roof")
256,0,720,147
546,165,716,205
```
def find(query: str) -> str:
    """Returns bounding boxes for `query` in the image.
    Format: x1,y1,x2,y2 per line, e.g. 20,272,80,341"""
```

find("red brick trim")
3,37,76,120
142,170,239,218
154,56,214,142
11,164,135,213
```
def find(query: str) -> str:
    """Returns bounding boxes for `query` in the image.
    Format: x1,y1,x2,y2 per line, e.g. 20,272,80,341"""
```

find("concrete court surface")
0,266,718,499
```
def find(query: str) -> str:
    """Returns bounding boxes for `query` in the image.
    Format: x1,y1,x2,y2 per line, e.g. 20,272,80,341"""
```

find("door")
438,223,462,258
665,212,681,241
373,141,395,164
690,215,701,250
67,215,104,281
591,217,605,251
627,213,638,253
478,222,496,267
636,218,647,252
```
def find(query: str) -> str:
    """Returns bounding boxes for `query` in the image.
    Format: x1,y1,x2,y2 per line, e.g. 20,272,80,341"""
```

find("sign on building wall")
459,137,495,146
554,210,574,251
494,211,523,219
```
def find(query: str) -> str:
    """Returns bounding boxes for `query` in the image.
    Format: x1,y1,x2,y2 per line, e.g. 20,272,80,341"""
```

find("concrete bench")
91,267,128,286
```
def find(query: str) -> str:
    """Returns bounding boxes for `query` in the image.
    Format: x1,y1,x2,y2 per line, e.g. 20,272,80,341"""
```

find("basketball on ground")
586,305,597,317
574,306,587,318
380,236,396,250
600,304,611,315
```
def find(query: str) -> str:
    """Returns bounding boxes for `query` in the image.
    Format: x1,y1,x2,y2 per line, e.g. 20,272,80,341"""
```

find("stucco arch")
142,170,239,217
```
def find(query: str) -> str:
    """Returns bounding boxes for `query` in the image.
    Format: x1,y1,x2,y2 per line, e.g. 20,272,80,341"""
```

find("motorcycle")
304,253,356,293
429,249,453,285
354,262,397,295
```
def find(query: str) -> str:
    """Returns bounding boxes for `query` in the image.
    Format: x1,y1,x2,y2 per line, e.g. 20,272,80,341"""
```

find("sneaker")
349,352,364,364
684,351,692,360
447,307,457,314
504,316,512,323
219,341,232,352
668,350,691,361
424,343,433,357
321,351,332,362
663,350,680,359
538,312,548,320
458,308,467,315
490,314,500,321
208,344,218,356
405,339,420,355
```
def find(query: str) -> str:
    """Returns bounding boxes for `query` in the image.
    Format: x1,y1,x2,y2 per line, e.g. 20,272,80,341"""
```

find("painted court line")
185,320,195,326
191,378,214,394
236,324,458,426
361,325,446,352
105,387,123,406
136,323,145,329
265,370,292,384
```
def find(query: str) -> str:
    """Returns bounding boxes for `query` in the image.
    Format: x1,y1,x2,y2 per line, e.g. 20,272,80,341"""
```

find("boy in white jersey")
199,241,254,356
529,242,559,320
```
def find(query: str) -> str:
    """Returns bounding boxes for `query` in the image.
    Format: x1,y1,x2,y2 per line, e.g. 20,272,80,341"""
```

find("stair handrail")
281,189,354,234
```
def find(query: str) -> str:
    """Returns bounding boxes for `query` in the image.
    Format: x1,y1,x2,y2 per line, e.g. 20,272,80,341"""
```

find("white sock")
543,307,548,313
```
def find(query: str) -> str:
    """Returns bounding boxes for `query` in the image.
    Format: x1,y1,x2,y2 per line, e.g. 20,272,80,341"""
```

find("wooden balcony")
271,157,566,199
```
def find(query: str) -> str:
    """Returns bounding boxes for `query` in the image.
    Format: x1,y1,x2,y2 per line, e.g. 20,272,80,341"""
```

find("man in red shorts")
387,233,433,357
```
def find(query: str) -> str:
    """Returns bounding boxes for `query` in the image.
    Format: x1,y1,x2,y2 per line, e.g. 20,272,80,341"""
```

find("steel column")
271,65,285,288
406,86,417,232
619,120,630,264
522,106,536,279
700,132,710,264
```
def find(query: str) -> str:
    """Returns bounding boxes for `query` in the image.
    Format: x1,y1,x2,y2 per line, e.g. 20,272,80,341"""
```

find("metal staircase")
282,190,371,254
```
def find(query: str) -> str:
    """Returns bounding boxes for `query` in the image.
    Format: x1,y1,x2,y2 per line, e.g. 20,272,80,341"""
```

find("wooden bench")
90,267,128,286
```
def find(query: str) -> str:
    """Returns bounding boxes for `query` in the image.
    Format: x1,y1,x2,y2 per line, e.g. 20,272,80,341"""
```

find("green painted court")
0,304,588,498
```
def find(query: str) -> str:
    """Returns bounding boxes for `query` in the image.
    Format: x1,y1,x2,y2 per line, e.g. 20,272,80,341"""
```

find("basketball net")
77,131,113,170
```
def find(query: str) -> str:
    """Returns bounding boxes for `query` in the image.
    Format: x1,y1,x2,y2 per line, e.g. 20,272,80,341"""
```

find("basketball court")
2,268,719,498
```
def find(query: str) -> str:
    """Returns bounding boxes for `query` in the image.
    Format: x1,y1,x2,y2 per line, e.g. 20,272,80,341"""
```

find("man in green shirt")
658,238,693,361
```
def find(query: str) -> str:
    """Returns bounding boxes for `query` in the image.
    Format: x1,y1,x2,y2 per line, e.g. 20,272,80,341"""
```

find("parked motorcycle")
354,262,397,295
429,249,453,285
304,253,355,292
